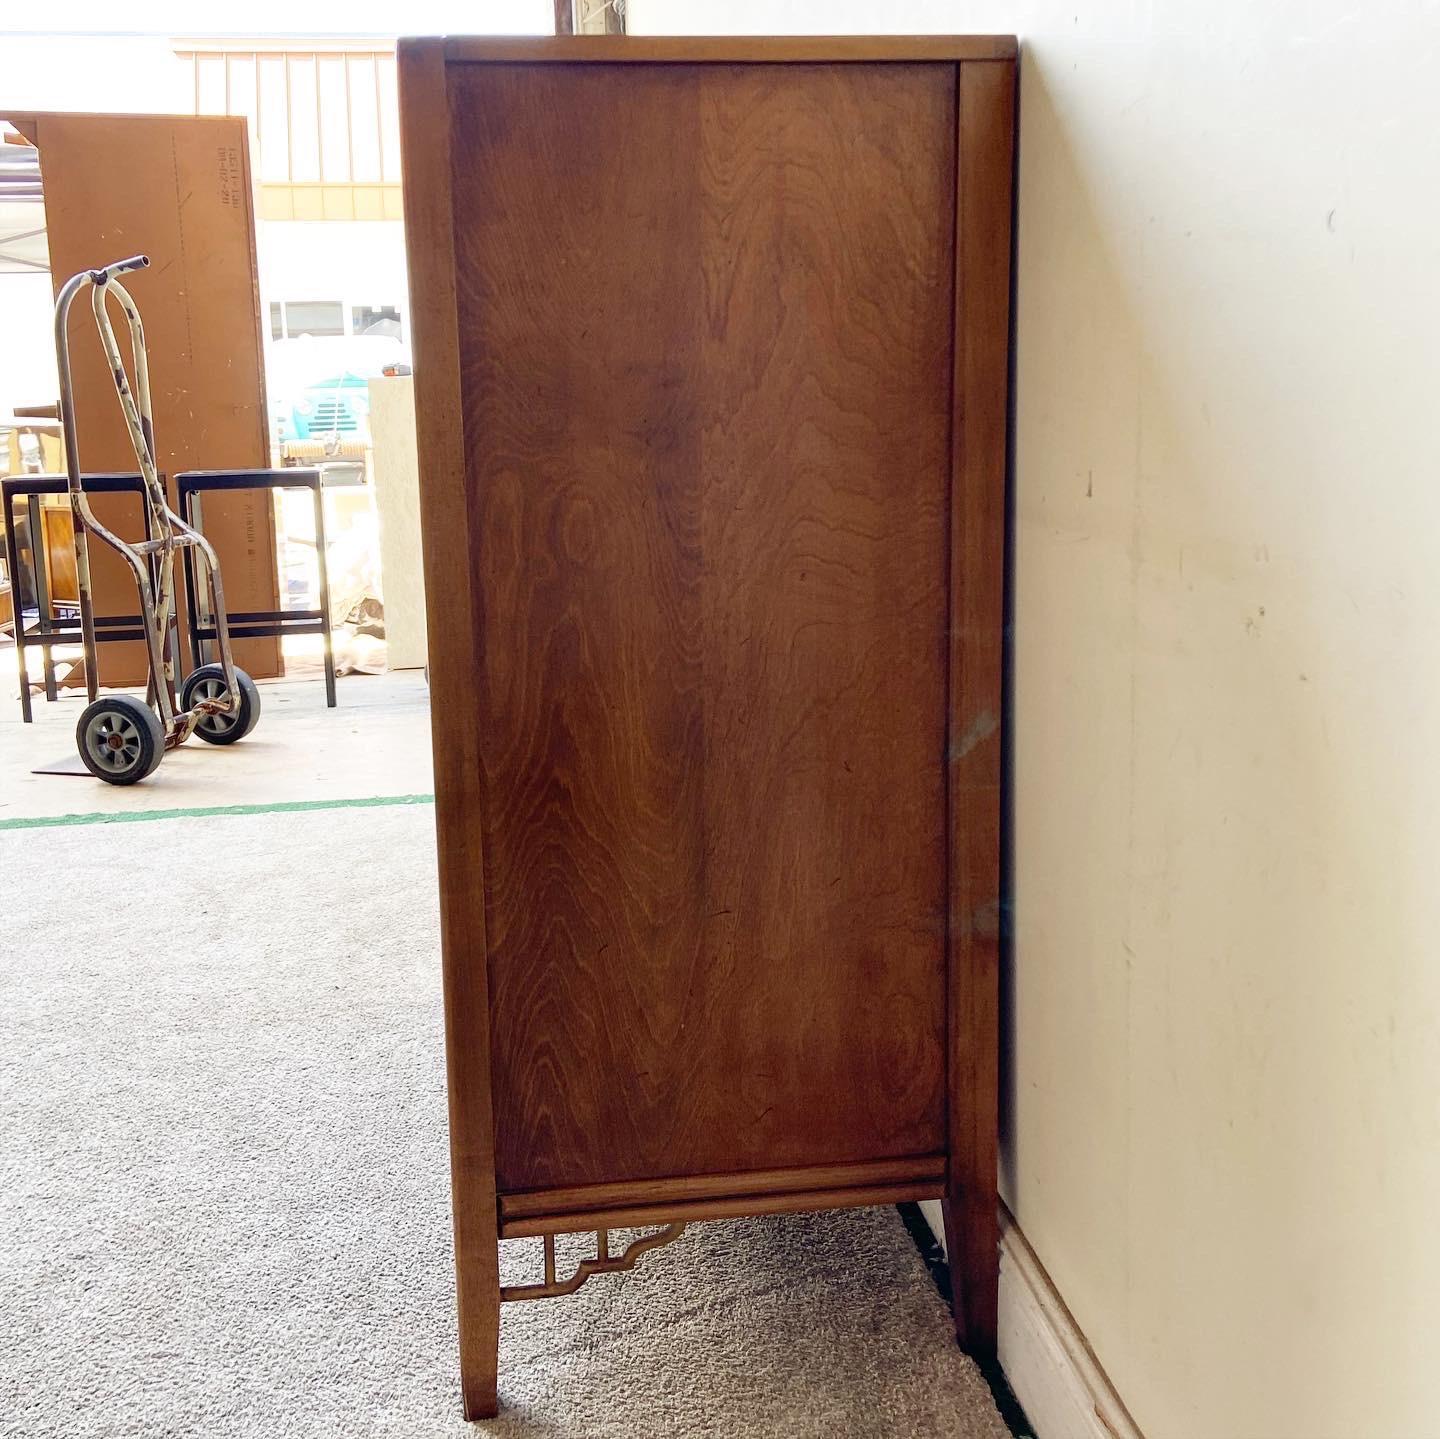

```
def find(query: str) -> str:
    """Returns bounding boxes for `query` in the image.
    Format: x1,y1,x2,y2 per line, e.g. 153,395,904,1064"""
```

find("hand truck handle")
88,254,150,284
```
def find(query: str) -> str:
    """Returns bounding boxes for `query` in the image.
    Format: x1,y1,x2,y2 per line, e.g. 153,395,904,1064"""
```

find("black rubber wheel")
76,694,165,785
180,663,261,745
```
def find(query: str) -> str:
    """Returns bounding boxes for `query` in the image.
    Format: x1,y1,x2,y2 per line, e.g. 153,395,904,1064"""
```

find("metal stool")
2,471,176,722
176,468,338,707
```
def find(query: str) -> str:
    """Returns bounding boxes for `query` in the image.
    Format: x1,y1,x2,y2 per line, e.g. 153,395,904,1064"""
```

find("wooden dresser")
398,35,1016,1418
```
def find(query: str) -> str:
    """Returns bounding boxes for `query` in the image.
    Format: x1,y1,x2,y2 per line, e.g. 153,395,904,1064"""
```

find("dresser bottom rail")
497,1155,947,1240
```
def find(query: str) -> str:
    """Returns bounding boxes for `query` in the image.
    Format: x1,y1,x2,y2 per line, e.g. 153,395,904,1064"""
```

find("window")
352,304,402,339
283,301,345,338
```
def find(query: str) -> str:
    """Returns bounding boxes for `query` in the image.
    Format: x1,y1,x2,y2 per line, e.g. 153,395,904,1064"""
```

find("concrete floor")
0,653,433,822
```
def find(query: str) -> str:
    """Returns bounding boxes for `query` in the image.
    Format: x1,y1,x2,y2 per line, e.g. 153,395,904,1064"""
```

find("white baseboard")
916,1200,1144,1439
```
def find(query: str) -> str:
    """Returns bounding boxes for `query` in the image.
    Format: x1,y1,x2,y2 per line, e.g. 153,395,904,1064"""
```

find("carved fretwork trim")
500,1223,687,1303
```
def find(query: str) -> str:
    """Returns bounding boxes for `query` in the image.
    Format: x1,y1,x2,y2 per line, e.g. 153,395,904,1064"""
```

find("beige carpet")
0,803,1008,1438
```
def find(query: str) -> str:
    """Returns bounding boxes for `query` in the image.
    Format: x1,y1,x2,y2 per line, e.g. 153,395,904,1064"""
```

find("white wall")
629,3,1440,1437
0,274,59,417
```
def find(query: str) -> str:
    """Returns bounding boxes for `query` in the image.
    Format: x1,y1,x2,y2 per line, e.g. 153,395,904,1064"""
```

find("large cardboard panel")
6,112,281,683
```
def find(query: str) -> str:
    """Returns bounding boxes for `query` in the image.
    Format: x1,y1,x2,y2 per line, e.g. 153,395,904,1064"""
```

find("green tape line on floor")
0,793,436,832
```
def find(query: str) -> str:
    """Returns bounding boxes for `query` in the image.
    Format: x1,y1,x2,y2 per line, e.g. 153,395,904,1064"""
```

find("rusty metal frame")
499,1223,686,1303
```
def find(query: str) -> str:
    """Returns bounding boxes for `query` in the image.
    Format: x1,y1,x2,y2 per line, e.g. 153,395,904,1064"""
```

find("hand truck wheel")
180,664,261,745
76,694,165,785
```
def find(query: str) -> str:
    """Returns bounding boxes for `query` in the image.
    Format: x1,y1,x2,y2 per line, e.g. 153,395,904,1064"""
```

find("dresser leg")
454,1224,501,1419
942,1187,998,1360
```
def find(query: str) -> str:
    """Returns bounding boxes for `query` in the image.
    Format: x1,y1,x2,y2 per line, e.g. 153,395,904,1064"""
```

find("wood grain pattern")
942,57,1016,1361
500,1154,947,1220
448,59,956,1194
40,505,79,603
396,38,501,1422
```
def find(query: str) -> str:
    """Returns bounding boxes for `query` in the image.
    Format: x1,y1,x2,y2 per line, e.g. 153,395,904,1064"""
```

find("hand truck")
54,255,261,784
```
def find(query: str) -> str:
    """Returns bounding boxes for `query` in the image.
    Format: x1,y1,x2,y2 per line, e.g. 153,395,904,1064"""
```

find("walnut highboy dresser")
397,34,1016,1418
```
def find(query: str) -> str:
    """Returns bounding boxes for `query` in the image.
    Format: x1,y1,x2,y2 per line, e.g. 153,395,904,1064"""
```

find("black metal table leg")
192,489,214,668
2,490,32,723
179,481,202,681
312,478,336,708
